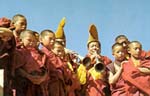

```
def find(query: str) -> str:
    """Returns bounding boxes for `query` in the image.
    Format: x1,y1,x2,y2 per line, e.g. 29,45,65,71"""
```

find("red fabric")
84,54,111,96
13,47,47,96
0,17,11,28
16,47,45,73
107,63,128,96
111,78,128,96
146,51,150,59
86,76,106,96
122,59,150,96
63,65,80,96
68,74,81,96
140,50,147,59
41,46,66,96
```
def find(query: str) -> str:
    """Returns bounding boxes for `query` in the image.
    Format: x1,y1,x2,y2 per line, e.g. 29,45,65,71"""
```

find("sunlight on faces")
88,41,101,55
112,44,126,61
128,41,142,59
52,42,65,59
20,32,36,47
40,32,55,49
13,17,27,34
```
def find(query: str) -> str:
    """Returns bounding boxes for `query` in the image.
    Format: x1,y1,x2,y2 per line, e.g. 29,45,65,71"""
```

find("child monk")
0,27,15,96
115,35,130,60
52,41,81,96
55,17,79,72
55,17,82,96
115,35,150,60
11,14,27,47
83,24,112,96
13,30,48,96
40,29,67,96
122,41,150,95
107,43,127,96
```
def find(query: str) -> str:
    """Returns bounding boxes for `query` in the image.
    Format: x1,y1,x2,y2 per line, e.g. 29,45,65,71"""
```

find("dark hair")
115,35,128,42
20,29,34,40
128,41,142,49
112,43,123,53
40,29,54,38
12,14,26,23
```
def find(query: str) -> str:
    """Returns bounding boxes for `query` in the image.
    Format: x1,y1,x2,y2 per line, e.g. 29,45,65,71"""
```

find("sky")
0,0,150,60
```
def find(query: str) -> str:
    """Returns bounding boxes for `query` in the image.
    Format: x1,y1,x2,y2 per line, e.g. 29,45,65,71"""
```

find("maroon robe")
86,75,108,96
62,58,81,96
107,62,128,96
122,59,150,96
13,47,47,96
41,46,66,96
84,54,111,96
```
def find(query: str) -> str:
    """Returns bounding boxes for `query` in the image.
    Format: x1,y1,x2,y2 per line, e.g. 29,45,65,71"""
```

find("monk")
107,43,127,96
40,29,66,96
115,35,150,60
13,30,48,96
122,41,150,96
84,24,111,96
11,14,27,48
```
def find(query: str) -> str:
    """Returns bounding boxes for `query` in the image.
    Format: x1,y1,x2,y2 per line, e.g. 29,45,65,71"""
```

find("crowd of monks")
0,14,150,96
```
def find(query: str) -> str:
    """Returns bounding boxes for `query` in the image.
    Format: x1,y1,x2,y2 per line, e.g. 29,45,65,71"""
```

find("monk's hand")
138,67,150,74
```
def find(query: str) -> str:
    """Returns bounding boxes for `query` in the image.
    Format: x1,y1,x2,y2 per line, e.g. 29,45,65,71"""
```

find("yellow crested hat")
55,17,66,40
0,27,13,37
87,24,99,45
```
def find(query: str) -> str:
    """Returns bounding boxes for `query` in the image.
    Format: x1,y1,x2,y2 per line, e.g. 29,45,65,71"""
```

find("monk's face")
41,33,55,49
128,42,142,59
88,41,100,55
113,45,126,61
13,17,27,33
21,33,36,47
52,43,65,59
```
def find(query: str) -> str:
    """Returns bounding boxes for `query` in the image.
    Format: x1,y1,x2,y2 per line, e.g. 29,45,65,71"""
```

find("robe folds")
84,54,111,96
107,62,128,96
12,47,48,96
122,59,150,96
86,75,109,96
41,46,66,96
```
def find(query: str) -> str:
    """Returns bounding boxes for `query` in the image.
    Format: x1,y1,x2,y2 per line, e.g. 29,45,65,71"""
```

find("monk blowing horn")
94,62,105,72
94,53,105,73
